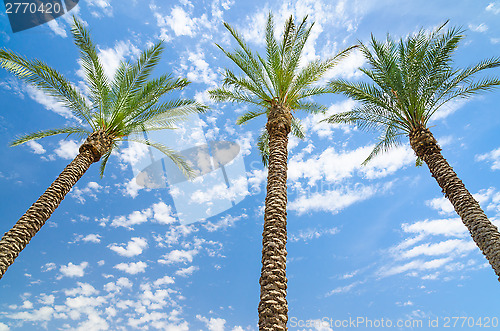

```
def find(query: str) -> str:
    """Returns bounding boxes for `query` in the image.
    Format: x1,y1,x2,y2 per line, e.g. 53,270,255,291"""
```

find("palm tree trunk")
0,131,110,280
410,127,500,280
259,103,291,331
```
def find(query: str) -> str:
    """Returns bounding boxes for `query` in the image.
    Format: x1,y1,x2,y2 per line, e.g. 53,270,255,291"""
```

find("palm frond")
0,49,94,127
257,129,270,166
236,110,267,125
11,127,91,146
126,137,194,179
70,17,111,120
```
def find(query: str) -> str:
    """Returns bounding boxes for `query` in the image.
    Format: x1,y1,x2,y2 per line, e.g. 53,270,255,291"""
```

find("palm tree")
209,13,354,330
324,23,500,280
0,18,205,280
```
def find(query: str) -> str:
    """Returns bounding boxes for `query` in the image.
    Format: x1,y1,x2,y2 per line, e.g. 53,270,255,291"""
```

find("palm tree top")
0,17,206,176
324,21,500,163
209,12,355,164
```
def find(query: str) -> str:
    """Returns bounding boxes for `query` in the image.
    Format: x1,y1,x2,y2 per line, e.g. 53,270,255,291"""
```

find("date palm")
0,18,205,280
325,23,500,279
210,13,354,330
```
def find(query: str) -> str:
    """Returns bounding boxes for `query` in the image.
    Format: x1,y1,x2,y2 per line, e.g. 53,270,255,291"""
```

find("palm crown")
209,13,354,164
325,22,500,163
0,17,205,176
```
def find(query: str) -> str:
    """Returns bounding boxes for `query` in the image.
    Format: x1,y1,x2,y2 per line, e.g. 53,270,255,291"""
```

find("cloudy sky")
1,0,500,330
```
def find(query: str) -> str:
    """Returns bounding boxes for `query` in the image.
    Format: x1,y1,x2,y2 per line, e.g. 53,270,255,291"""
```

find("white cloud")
81,234,101,243
0,322,9,331
402,218,468,238
154,275,175,287
60,262,88,278
486,2,500,14
109,237,148,257
86,0,113,17
288,144,413,186
175,265,199,277
401,239,476,259
77,40,139,84
27,141,46,154
326,48,366,79
183,49,218,85
379,257,452,277
325,281,362,296
203,214,246,232
70,181,102,203
290,227,339,242
7,307,54,322
163,6,198,36
54,140,80,160
158,249,198,264
123,178,143,198
431,98,469,121
289,184,378,215
47,19,67,37
65,282,99,296
25,85,75,119
476,147,500,170
152,202,177,224
114,261,147,274
197,315,226,331
110,202,178,228
111,208,152,229
425,197,454,215
468,23,488,32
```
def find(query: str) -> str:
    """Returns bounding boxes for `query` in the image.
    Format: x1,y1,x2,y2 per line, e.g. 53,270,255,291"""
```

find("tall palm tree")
209,13,354,330
325,23,500,280
0,18,205,280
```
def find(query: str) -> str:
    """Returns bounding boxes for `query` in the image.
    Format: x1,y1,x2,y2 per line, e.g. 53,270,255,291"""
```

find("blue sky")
1,0,500,330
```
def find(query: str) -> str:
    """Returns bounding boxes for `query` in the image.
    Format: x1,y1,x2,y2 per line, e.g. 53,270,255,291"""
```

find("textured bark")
410,127,500,280
258,104,291,331
0,130,112,280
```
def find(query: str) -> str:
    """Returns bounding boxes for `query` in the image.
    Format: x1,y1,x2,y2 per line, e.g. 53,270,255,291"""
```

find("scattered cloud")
86,0,113,17
70,181,102,203
476,147,500,170
290,227,339,242
486,2,500,14
468,23,488,32
27,141,46,154
159,249,198,264
54,140,80,160
109,237,148,257
197,315,226,331
47,19,68,38
176,265,199,277
59,262,89,278
114,261,148,274
288,184,378,215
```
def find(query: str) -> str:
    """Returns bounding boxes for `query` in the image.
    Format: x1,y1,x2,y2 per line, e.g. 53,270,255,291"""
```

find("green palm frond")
11,127,91,146
109,41,166,130
325,22,500,164
126,138,194,179
2,17,206,179
70,17,111,119
362,124,403,165
290,117,305,139
0,50,94,127
257,129,270,166
236,110,267,125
